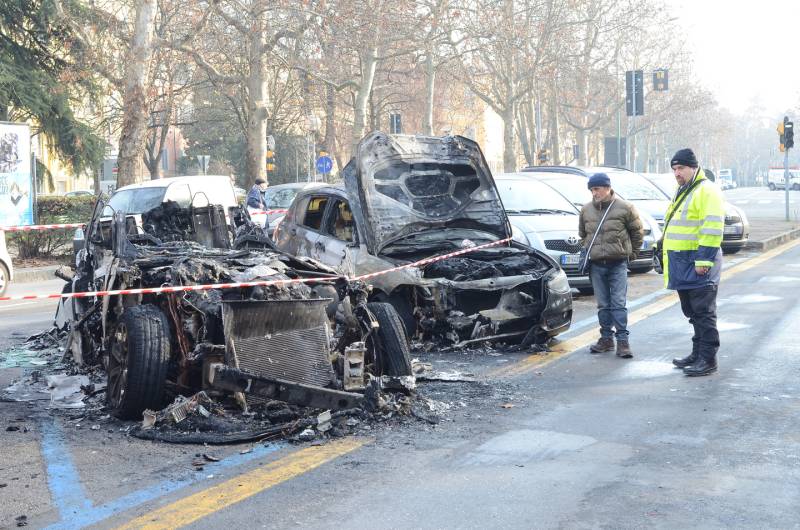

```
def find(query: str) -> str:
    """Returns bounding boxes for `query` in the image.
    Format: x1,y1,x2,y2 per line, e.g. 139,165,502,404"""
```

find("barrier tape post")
0,237,513,302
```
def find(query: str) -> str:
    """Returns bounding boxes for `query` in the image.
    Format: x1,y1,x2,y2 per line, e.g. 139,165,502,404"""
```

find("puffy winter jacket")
579,191,644,262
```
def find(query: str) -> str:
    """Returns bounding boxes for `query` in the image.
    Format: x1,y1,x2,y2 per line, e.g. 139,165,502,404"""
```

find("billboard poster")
0,122,33,227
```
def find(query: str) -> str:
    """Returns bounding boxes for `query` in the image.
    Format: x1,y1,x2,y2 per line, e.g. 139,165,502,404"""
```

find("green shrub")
10,195,98,259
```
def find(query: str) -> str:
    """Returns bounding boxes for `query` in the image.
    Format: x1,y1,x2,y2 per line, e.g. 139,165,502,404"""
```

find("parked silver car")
274,133,573,347
641,172,750,254
520,169,661,273
494,173,592,293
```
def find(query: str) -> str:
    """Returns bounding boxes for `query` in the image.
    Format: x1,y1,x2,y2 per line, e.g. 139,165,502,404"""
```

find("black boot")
683,358,717,377
672,353,698,369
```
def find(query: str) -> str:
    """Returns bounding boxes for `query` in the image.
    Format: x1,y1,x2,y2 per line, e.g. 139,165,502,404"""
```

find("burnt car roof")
341,132,511,254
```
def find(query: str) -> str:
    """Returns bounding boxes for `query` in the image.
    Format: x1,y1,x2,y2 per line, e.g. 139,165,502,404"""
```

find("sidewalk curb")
745,228,800,252
13,265,60,284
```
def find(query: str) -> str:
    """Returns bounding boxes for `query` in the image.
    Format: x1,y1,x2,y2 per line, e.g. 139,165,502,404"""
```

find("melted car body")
274,133,572,346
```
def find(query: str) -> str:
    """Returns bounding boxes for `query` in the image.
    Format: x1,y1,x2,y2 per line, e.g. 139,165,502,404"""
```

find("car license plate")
561,253,581,266
723,225,740,235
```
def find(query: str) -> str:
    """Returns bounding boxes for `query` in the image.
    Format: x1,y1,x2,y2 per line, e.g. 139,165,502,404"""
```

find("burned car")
56,178,413,420
274,133,572,347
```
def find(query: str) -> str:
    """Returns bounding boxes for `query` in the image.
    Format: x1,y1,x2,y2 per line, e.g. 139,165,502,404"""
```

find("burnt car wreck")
56,193,413,421
273,132,573,347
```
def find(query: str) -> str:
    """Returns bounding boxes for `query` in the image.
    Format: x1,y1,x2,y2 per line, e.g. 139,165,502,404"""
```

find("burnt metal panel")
221,299,336,388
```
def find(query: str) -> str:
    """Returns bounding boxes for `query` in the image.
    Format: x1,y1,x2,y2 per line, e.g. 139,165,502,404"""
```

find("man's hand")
695,266,710,275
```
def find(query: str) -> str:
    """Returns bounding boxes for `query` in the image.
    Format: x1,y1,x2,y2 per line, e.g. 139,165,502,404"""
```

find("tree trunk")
548,83,561,165
245,20,268,183
352,47,378,150
575,128,587,165
116,0,157,187
423,51,436,135
502,105,516,172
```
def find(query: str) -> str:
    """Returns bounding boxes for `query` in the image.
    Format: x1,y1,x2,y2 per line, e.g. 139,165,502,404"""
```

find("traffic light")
266,149,276,172
625,70,644,116
653,69,669,91
785,117,794,149
778,121,786,153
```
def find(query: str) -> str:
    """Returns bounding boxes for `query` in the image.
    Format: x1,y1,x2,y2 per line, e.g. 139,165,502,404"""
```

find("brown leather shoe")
616,340,633,358
590,337,615,353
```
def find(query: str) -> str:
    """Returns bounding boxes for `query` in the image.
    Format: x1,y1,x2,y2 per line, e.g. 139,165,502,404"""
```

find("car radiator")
221,299,336,388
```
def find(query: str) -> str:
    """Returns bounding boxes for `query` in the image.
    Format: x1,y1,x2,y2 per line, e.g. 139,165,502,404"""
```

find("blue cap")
587,173,611,189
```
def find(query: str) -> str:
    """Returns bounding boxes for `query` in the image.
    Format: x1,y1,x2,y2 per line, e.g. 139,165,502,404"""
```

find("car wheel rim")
108,325,129,409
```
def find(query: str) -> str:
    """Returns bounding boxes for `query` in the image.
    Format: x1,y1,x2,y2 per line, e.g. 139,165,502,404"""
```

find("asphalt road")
724,185,800,221
2,239,799,528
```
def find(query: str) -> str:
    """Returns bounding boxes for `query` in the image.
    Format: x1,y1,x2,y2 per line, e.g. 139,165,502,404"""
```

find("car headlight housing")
547,268,571,294
510,224,530,246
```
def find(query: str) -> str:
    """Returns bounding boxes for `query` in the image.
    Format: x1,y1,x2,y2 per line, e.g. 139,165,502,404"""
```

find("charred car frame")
56,183,413,419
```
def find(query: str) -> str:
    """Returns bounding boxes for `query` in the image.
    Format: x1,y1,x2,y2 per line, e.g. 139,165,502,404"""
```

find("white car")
0,230,13,297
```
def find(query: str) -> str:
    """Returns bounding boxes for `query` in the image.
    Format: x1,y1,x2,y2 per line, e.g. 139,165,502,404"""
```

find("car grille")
724,233,744,241
545,239,582,253
638,249,654,259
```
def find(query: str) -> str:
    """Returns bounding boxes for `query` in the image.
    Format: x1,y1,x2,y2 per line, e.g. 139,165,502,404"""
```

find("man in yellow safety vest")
662,148,725,376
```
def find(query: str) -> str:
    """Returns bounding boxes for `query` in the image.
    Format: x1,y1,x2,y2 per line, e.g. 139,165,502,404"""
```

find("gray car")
495,173,592,294
641,172,750,254
274,132,573,347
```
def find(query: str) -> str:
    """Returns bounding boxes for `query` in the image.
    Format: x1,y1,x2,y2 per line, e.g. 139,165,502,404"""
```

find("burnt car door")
316,198,359,274
284,194,328,260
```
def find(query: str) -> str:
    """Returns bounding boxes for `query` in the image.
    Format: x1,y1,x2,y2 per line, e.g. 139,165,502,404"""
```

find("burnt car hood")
342,132,510,255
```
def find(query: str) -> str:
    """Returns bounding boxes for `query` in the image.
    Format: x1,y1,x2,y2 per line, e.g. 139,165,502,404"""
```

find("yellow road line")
115,437,368,530
490,237,800,379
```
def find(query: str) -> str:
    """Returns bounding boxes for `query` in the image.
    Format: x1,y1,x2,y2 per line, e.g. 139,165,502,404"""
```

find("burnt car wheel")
373,291,417,337
365,302,413,377
107,305,171,419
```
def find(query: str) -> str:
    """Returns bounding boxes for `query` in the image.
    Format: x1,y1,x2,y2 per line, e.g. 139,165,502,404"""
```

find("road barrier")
0,237,513,302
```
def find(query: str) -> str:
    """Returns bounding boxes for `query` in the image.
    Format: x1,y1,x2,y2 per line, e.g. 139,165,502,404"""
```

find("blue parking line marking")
38,418,93,519
39,417,286,530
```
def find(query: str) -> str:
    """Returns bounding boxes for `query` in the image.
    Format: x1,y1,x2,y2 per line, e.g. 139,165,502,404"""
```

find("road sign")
316,155,333,174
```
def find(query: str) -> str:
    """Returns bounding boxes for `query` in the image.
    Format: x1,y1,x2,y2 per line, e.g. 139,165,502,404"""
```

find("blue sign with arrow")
316,155,333,174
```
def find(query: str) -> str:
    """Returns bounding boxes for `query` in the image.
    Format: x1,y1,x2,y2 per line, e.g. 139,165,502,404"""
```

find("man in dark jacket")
579,173,644,358
246,177,268,210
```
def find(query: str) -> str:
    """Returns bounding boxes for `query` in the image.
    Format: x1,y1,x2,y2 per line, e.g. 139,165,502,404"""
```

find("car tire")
577,286,594,296
365,302,413,377
107,305,171,419
769,183,776,191
372,291,417,337
0,261,9,297
793,184,800,191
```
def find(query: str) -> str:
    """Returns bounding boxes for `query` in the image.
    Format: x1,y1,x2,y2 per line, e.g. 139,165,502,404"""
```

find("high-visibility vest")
662,169,724,285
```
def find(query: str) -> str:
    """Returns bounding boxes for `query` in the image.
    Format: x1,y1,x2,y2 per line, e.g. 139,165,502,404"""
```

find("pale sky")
665,0,800,115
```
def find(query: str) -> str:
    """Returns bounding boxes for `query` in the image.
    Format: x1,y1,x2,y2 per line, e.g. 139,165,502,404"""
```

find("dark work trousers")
677,284,720,362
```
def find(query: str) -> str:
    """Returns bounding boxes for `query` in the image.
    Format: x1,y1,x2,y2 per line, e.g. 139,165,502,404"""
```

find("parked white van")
767,168,800,191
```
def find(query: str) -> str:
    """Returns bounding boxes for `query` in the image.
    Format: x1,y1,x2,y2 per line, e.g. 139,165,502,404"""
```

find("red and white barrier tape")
248,209,288,216
0,223,85,232
0,237,513,302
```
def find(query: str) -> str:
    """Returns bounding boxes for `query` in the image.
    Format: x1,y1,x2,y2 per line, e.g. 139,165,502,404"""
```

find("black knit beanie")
670,148,698,168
